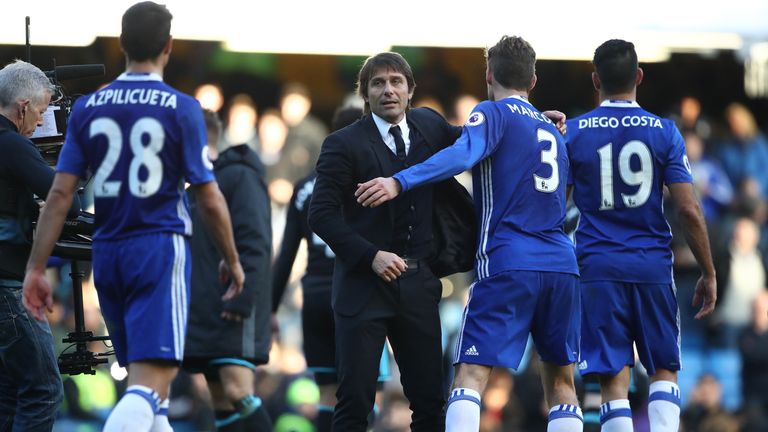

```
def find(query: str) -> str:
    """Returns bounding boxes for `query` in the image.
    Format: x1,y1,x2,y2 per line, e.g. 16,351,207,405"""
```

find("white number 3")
91,117,165,198
535,128,559,193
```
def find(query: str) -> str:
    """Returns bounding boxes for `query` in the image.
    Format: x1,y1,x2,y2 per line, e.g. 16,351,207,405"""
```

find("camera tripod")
52,210,112,375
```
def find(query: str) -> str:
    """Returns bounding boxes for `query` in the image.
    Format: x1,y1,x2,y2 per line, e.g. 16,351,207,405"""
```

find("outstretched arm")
668,182,717,319
23,172,79,321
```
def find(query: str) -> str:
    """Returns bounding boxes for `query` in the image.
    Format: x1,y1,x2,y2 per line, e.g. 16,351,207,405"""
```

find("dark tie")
390,125,406,160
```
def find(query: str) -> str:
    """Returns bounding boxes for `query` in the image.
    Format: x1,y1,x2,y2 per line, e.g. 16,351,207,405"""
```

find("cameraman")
0,59,80,431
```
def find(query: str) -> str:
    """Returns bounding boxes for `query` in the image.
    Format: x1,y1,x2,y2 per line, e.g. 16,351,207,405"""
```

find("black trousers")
333,266,445,431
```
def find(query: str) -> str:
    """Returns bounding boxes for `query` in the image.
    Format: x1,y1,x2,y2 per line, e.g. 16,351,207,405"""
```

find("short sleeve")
178,97,215,185
663,122,693,185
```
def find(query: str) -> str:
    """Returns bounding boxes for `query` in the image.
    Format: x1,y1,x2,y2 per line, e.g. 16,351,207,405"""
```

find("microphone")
45,64,105,81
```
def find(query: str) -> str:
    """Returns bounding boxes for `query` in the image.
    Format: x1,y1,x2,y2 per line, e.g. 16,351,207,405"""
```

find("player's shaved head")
486,35,536,91
593,39,638,95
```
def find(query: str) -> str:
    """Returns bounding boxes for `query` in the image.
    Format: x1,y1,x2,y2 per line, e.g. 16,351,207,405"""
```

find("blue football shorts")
453,270,580,369
578,281,681,376
92,232,191,366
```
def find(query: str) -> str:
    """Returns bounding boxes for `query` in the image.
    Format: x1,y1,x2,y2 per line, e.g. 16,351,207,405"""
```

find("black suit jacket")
309,107,473,316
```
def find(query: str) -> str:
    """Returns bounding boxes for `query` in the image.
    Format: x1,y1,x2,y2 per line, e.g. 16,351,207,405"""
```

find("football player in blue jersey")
356,35,583,432
22,2,244,432
565,39,716,432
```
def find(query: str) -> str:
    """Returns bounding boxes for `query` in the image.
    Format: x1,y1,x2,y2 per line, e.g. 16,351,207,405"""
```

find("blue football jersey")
394,96,578,279
566,100,693,283
57,73,214,240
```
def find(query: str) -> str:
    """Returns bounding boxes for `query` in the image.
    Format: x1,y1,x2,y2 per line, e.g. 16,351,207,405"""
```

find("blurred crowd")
45,88,767,431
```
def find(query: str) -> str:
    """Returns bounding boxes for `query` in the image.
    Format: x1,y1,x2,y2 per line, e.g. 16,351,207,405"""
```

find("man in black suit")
308,52,460,431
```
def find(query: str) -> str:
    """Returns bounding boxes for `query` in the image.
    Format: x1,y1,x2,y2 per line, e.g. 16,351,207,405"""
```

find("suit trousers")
333,266,445,431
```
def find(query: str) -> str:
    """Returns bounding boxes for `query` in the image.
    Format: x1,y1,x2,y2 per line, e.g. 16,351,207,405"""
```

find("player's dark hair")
120,1,173,62
331,106,363,132
486,35,536,91
356,52,416,114
593,39,638,95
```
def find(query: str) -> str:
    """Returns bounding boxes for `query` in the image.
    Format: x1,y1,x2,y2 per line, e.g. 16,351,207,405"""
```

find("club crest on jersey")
466,112,485,127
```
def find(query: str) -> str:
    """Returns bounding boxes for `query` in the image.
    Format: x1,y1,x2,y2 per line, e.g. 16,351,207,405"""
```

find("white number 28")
90,117,165,198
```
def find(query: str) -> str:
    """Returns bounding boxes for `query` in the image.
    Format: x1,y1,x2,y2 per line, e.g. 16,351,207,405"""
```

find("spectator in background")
449,94,480,126
717,102,768,198
272,83,328,186
716,217,766,346
684,131,733,222
738,291,768,419
225,94,260,153
671,96,712,140
680,374,733,432
257,109,291,204
413,95,446,116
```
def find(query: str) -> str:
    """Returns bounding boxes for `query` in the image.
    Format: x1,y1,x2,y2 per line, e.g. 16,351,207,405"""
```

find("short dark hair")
120,1,173,62
593,39,638,95
331,106,363,132
485,36,536,90
355,52,415,114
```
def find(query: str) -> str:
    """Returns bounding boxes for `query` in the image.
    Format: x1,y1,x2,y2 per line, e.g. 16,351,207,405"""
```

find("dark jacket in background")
185,144,272,363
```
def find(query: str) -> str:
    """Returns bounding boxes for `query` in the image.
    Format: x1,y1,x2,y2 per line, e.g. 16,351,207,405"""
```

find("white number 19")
597,140,653,210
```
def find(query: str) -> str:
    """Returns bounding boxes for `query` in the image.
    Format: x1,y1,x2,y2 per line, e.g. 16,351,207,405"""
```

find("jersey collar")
600,99,641,108
116,72,163,82
506,95,532,106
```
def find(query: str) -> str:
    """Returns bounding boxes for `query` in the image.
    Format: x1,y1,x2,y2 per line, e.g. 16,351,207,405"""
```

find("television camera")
30,64,104,166
49,210,112,376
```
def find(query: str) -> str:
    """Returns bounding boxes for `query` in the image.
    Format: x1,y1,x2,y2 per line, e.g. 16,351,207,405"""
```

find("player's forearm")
197,188,240,267
395,133,479,192
677,204,716,278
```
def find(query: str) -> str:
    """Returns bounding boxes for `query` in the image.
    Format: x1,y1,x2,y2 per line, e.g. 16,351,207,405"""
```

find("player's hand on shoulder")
219,259,245,301
355,177,401,208
692,274,717,319
22,270,53,321
371,250,407,282
543,110,567,135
